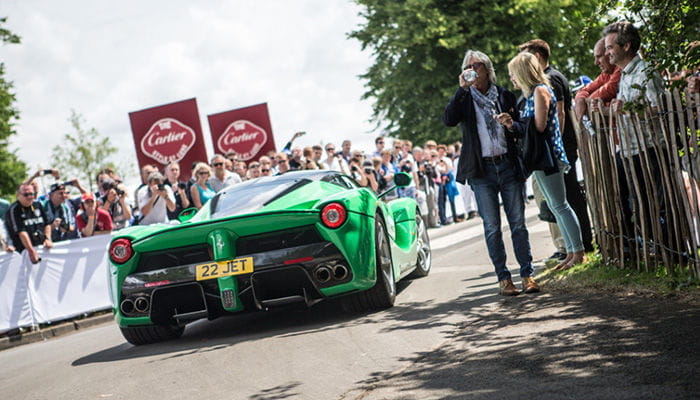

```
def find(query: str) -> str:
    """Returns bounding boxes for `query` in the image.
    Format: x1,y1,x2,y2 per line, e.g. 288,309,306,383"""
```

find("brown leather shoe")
499,279,521,296
522,277,540,293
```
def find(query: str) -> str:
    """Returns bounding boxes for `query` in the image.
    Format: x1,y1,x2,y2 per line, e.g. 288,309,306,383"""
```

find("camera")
401,163,412,173
350,166,359,172
157,183,165,191
177,182,187,190
59,219,70,231
43,169,54,175
101,178,124,195
364,167,373,174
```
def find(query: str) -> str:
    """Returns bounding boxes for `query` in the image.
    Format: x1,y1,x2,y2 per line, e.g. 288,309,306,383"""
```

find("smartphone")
43,169,53,175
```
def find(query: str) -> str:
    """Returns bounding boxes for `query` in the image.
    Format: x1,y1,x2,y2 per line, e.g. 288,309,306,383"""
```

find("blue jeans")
470,158,533,281
533,168,584,253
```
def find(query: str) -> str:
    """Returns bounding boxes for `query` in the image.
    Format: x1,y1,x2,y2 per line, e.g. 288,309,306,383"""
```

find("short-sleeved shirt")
43,199,79,242
208,171,242,192
76,208,114,235
4,200,50,252
521,84,570,168
617,54,666,157
137,185,176,225
545,66,577,161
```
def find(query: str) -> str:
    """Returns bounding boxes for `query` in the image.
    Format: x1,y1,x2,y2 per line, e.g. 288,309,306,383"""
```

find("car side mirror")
378,172,412,199
393,172,412,187
178,207,198,223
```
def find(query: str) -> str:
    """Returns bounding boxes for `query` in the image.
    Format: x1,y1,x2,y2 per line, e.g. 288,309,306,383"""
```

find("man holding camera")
5,183,54,263
76,192,113,237
164,161,191,220
98,177,132,230
137,171,176,225
43,183,78,242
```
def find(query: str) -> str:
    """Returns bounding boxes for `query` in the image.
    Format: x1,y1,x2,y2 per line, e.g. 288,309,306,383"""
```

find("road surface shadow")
71,280,418,367
346,283,700,400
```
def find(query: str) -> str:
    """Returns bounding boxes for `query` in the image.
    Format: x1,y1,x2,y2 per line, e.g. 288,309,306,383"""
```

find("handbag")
516,117,558,177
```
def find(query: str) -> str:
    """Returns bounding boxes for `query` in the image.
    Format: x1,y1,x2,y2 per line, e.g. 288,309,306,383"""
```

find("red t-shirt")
76,208,114,234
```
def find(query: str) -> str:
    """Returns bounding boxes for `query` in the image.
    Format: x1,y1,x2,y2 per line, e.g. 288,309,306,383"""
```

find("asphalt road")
0,203,698,400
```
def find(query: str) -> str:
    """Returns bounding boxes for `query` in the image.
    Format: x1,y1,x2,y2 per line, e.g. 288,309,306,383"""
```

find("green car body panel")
108,170,429,343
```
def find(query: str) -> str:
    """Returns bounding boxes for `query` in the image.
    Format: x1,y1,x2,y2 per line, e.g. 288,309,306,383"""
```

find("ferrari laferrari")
108,170,431,345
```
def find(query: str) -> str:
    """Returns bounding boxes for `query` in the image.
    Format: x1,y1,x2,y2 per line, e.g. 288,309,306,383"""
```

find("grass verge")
537,252,700,304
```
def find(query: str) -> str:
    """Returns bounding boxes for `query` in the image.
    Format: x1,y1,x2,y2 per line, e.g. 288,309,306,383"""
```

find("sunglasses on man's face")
261,169,270,173
21,192,35,197
326,148,335,152
212,162,224,167
463,62,484,70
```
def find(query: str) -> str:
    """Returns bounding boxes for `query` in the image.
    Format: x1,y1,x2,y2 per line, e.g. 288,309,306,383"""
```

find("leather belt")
482,154,507,162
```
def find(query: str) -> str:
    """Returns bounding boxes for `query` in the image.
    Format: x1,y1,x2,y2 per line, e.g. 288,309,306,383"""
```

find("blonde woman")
499,52,584,269
190,162,216,209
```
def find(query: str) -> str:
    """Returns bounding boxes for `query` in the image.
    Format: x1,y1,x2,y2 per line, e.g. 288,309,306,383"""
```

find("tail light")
110,238,134,264
320,202,347,229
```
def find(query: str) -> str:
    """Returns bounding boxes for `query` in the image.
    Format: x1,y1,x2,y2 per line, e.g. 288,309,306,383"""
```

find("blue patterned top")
520,84,569,167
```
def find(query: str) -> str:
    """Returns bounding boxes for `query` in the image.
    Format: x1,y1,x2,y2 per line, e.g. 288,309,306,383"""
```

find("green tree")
350,0,605,145
51,110,118,193
596,0,699,82
0,17,27,199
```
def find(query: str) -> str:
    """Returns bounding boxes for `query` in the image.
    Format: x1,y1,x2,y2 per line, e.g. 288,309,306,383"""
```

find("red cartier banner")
207,103,276,162
128,98,208,181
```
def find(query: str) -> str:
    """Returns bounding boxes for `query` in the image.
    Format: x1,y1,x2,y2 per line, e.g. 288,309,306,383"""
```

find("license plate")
195,257,254,281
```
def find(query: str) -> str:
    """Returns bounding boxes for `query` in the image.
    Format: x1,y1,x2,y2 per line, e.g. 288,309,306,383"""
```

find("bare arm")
534,86,552,133
190,185,203,209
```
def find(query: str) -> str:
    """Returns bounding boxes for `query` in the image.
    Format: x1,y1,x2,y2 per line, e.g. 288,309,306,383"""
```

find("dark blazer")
442,85,525,184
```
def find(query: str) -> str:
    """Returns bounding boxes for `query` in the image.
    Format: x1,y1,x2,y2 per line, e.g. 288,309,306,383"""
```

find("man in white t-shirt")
137,172,176,225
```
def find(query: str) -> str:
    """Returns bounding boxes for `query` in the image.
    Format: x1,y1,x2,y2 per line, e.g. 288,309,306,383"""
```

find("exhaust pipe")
314,265,332,283
134,296,150,313
332,264,349,281
120,298,135,314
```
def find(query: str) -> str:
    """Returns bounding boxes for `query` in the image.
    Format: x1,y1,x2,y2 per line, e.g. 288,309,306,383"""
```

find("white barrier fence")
0,235,114,334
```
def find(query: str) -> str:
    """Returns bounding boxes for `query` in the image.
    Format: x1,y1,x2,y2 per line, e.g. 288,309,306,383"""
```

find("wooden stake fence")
577,89,700,278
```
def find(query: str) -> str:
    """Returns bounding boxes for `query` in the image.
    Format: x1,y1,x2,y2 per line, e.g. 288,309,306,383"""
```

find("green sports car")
108,170,431,345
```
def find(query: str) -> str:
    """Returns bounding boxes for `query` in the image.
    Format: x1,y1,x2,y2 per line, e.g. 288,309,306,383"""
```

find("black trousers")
616,149,666,245
563,164,594,252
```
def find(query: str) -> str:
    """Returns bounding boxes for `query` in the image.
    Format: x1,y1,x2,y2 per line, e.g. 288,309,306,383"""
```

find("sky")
0,0,380,181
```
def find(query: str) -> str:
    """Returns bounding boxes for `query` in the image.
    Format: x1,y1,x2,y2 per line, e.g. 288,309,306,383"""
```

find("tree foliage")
51,111,118,193
0,17,27,199
596,0,699,83
350,0,608,145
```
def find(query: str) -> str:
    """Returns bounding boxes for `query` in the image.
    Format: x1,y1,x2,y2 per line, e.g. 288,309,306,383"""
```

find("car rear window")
210,176,312,218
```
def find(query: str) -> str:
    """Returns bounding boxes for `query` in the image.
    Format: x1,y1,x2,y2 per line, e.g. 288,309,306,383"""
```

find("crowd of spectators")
2,21,696,268
0,134,477,261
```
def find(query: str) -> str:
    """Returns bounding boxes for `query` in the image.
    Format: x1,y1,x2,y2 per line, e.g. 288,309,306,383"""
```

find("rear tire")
342,216,396,312
409,213,431,278
120,324,184,345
